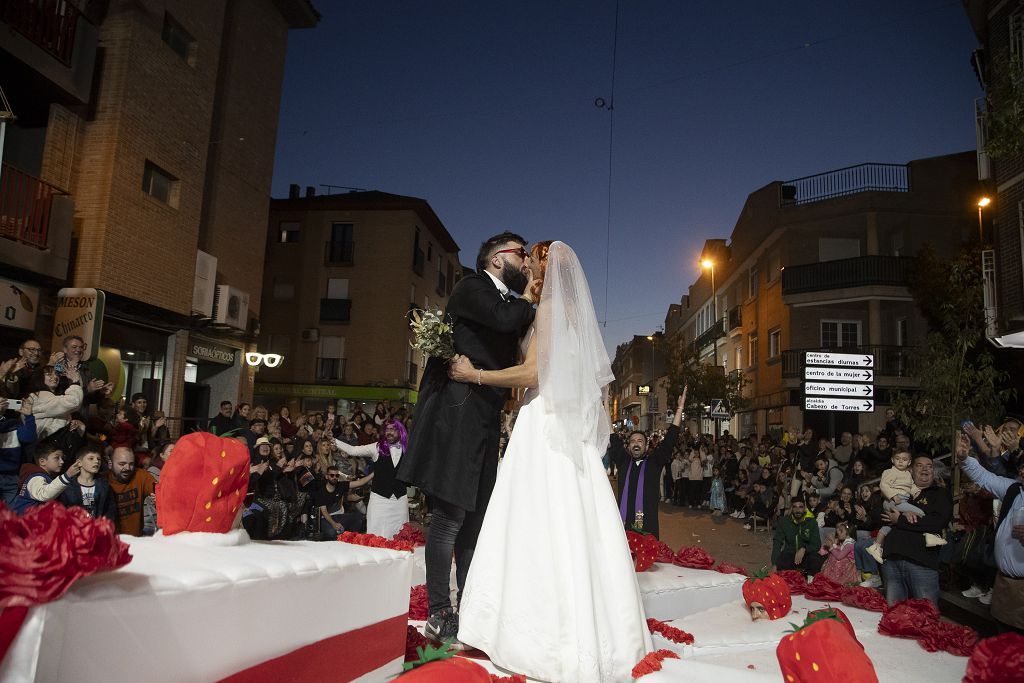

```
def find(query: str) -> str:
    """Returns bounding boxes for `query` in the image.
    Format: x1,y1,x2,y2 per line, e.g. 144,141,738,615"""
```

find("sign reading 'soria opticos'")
51,288,105,361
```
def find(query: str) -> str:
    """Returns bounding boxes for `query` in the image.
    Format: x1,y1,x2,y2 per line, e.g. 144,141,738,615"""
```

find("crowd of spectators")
1,335,418,544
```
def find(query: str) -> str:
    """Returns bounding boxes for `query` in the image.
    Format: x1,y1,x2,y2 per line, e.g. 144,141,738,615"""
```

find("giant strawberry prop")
806,607,861,648
741,568,792,621
777,611,878,683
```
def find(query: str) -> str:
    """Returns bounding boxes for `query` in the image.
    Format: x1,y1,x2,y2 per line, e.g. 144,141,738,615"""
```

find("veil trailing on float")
535,241,614,469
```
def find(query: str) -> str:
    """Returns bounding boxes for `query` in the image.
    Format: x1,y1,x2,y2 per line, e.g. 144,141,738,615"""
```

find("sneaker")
865,542,884,565
424,609,459,644
978,589,993,605
859,574,882,589
961,584,986,598
743,523,752,530
923,532,947,547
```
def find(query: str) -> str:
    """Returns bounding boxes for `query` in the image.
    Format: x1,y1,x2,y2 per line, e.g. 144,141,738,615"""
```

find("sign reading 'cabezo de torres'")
51,288,105,361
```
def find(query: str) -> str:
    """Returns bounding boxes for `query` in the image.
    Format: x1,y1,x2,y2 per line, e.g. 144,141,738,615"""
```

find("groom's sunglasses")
492,247,529,260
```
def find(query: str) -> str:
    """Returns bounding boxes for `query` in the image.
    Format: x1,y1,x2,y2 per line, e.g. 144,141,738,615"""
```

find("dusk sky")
271,1,982,354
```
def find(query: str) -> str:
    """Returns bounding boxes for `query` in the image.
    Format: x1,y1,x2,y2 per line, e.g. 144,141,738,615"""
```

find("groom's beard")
499,260,529,294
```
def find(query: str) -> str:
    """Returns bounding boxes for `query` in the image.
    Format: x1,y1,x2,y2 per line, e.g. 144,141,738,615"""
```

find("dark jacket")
60,476,118,523
882,483,952,570
398,273,535,511
608,424,679,539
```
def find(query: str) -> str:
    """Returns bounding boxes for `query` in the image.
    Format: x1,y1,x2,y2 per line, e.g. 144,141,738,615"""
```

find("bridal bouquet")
409,309,455,360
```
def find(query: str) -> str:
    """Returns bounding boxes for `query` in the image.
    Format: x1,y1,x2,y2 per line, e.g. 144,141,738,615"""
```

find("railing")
324,240,354,265
781,256,915,295
727,305,742,331
316,357,346,382
779,163,909,206
407,361,418,385
782,346,918,379
691,319,725,351
319,298,351,323
0,162,62,248
0,0,80,65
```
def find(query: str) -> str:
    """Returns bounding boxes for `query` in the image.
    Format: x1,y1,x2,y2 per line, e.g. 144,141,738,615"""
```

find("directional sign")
804,352,874,368
804,381,874,398
804,397,874,412
804,366,873,382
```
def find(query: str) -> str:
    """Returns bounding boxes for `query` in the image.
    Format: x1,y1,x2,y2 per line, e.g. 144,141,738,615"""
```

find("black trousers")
425,497,487,616
777,548,824,575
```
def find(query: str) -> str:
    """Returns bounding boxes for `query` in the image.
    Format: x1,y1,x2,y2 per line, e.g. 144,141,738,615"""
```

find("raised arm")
333,438,379,460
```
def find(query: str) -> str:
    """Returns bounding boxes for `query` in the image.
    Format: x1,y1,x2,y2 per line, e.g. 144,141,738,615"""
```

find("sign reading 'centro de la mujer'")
803,351,875,413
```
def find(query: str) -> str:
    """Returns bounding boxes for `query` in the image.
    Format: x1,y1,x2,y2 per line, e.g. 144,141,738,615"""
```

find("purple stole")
619,457,647,525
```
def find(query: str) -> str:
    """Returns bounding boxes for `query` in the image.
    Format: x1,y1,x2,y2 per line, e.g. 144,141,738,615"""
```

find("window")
748,266,759,299
326,222,354,263
748,332,758,366
1011,10,1024,60
896,318,908,347
820,320,860,348
427,243,433,262
446,262,454,296
735,346,743,371
142,161,179,207
697,302,714,335
317,336,345,381
767,249,781,282
892,231,905,257
321,279,351,323
272,277,294,300
768,329,782,358
413,228,425,275
162,13,196,65
818,238,860,262
327,278,349,299
279,222,300,243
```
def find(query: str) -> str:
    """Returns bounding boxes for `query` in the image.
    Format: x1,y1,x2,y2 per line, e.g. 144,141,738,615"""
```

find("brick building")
0,0,317,432
255,188,462,414
668,152,982,441
609,333,666,432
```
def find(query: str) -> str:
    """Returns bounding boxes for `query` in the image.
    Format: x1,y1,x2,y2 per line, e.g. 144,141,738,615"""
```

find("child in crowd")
11,443,80,514
820,521,859,586
708,465,725,517
865,450,945,564
60,445,117,521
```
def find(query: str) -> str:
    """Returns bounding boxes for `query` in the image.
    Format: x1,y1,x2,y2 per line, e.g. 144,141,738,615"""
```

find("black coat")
60,477,118,523
398,273,535,512
608,424,679,539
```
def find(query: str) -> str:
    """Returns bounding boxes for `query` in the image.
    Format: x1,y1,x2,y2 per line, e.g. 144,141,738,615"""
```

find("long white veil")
536,241,614,469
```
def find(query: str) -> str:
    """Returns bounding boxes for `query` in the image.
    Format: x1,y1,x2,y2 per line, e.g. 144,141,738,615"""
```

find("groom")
399,231,536,643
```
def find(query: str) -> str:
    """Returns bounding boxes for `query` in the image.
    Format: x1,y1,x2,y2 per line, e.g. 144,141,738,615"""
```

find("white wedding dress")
458,242,652,683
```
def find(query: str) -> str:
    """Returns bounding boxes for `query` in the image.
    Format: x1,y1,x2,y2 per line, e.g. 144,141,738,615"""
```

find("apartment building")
964,0,1024,348
671,152,981,440
255,188,462,414
0,0,317,432
610,333,667,432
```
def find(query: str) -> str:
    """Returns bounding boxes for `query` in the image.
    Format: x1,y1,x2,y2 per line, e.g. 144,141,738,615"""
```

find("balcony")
779,163,909,207
324,240,354,265
781,256,915,295
691,319,725,351
0,163,73,279
1,0,79,65
782,346,917,379
319,298,351,323
727,305,742,331
316,357,346,382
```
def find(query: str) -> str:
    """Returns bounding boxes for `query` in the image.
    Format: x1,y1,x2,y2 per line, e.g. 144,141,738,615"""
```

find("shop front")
182,336,243,432
253,382,416,418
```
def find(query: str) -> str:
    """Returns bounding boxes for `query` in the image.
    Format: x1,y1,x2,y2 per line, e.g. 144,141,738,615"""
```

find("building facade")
671,152,982,440
255,188,462,414
609,333,666,432
0,0,317,432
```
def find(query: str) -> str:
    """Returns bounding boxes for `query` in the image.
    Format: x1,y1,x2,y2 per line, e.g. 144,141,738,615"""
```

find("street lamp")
978,196,991,243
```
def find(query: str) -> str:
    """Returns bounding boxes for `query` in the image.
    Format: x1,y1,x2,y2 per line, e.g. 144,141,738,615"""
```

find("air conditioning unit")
213,285,250,330
301,328,319,342
192,250,218,317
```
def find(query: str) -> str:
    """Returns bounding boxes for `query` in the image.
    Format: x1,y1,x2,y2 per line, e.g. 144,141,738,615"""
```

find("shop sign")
51,288,104,360
189,338,237,365
0,278,39,331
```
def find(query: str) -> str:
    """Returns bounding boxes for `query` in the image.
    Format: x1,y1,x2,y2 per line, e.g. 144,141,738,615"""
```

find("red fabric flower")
488,675,526,683
0,502,132,609
409,584,429,621
877,599,941,639
405,625,429,662
840,586,887,613
918,619,978,657
626,531,660,572
647,617,695,645
776,570,807,595
714,562,749,576
631,649,680,678
672,545,715,569
337,530,414,552
395,523,426,546
964,633,1024,682
804,574,843,601
653,539,676,564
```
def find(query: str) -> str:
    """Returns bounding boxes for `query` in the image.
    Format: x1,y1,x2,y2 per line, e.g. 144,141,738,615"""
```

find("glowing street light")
978,197,991,243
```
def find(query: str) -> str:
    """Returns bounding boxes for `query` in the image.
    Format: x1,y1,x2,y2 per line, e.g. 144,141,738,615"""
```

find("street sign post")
804,352,874,368
804,397,874,412
803,381,874,398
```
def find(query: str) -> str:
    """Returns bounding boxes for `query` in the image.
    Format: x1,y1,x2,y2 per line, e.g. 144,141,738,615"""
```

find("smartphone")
5,399,22,411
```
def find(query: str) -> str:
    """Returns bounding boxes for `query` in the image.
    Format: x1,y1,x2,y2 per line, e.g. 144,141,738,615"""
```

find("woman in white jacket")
28,365,84,439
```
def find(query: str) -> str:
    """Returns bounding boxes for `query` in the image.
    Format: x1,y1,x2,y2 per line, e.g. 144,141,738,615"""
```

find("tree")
892,245,1014,460
663,339,749,430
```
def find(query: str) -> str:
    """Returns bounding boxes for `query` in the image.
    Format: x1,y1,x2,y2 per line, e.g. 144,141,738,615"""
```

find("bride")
448,240,651,682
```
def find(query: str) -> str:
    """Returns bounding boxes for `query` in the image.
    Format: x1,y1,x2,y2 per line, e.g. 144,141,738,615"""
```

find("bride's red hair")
529,241,553,301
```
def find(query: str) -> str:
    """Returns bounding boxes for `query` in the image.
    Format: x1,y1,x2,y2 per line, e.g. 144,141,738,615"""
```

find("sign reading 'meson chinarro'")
51,288,105,361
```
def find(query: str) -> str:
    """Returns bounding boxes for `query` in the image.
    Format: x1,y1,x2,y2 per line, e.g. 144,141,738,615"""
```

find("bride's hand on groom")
448,355,477,383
